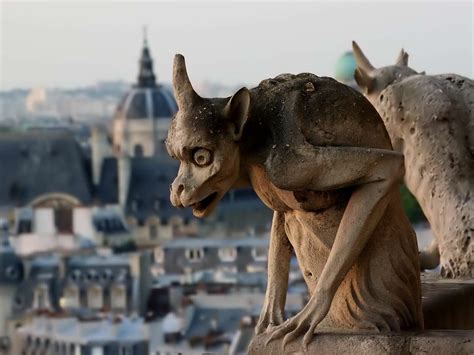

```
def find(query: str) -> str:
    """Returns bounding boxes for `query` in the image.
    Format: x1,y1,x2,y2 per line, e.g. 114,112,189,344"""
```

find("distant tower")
112,30,178,158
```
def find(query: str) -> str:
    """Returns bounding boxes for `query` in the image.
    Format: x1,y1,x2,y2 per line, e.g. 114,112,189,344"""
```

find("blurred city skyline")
1,1,473,91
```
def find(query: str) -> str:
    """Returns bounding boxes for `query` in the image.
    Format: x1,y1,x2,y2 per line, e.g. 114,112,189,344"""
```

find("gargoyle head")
166,54,250,217
352,41,418,104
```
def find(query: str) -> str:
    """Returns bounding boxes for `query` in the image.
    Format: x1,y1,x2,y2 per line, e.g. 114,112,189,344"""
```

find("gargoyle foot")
255,305,285,335
265,291,331,351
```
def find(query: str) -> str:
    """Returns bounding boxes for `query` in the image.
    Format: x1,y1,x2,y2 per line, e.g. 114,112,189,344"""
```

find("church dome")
114,38,177,121
335,51,357,83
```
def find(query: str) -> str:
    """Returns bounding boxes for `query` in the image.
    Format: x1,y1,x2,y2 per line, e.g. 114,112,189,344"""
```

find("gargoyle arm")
265,145,404,346
266,145,404,191
256,211,293,334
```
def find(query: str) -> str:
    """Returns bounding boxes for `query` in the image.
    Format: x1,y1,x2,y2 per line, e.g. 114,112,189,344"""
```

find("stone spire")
136,26,157,88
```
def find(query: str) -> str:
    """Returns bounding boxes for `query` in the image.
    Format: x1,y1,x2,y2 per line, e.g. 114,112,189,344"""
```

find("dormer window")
115,268,128,282
5,265,21,281
218,247,237,262
102,269,113,281
87,270,99,282
149,224,158,240
185,248,204,262
70,269,82,283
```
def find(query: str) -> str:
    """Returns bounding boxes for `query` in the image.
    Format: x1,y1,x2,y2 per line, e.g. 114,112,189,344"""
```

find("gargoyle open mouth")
191,192,219,216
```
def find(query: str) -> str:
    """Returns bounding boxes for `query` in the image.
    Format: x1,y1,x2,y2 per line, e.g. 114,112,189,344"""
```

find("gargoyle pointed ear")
173,54,200,109
395,48,409,66
352,41,375,94
224,87,250,141
354,68,375,94
352,41,375,72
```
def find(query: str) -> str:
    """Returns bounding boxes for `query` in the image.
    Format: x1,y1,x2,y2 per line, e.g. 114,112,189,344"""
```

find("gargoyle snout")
170,179,185,208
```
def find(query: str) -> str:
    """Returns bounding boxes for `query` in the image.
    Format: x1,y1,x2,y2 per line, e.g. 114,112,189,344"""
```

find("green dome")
335,51,356,83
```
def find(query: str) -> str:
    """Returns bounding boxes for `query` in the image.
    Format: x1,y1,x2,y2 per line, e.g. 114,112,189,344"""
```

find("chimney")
91,126,112,186
118,152,131,208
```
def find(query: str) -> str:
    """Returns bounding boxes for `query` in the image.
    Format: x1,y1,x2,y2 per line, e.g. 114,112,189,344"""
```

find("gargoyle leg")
266,147,405,348
256,211,293,334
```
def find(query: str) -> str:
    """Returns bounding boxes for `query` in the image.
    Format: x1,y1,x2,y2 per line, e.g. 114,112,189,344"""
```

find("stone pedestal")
248,330,474,354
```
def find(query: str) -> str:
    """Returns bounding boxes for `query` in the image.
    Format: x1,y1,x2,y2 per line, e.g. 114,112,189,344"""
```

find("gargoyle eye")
193,148,212,167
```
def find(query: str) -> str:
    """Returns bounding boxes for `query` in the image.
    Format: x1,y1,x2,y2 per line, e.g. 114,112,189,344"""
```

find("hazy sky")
1,1,473,90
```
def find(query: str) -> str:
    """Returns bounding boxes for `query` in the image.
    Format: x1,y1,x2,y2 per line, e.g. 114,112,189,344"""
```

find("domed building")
113,35,177,158
334,51,357,89
103,35,273,243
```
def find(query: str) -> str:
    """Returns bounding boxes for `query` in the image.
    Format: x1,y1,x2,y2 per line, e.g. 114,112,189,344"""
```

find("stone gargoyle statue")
352,41,473,279
166,54,423,349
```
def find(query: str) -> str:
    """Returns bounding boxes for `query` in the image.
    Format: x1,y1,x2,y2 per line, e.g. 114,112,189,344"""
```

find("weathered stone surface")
248,330,474,354
352,41,474,278
166,54,422,347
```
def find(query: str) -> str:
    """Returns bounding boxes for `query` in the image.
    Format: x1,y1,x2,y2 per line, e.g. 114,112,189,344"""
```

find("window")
70,269,82,282
62,286,79,308
134,144,144,157
111,284,127,310
87,285,103,309
54,208,73,234
87,269,101,283
252,247,267,261
120,345,133,355
17,220,32,234
185,248,204,262
149,224,158,240
102,269,113,281
115,268,128,282
218,247,237,262
34,284,50,310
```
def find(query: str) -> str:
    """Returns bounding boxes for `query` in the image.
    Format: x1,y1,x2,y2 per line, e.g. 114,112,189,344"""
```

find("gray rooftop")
68,254,130,268
185,307,246,339
162,237,269,249
0,131,92,206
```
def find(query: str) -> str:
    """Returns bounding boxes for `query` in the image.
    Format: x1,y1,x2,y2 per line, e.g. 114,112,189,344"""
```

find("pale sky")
1,1,473,90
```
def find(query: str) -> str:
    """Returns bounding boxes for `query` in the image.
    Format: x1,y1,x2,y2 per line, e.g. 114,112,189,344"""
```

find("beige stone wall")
114,119,156,157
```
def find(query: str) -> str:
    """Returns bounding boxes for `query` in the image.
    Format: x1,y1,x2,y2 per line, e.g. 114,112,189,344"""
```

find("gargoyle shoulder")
378,75,455,125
